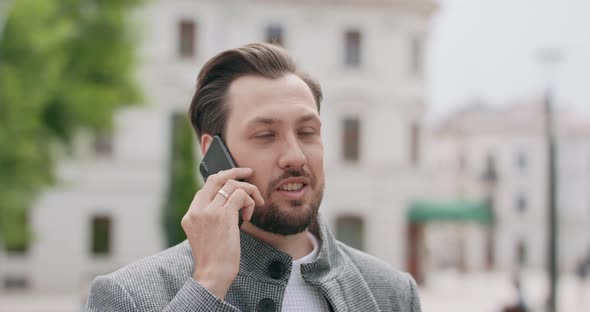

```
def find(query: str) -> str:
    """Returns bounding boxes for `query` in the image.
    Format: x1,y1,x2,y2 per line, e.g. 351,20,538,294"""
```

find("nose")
278,135,307,169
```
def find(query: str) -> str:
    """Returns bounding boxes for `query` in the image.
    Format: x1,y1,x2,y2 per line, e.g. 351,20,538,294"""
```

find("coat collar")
238,214,381,311
237,214,341,281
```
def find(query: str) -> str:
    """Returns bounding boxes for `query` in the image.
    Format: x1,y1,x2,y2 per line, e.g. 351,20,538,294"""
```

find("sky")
427,0,590,120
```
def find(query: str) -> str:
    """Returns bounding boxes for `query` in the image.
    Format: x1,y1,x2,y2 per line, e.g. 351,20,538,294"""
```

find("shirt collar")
237,213,343,283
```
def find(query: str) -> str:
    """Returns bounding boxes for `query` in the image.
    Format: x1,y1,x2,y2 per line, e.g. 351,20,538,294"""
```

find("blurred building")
0,0,437,295
426,102,590,273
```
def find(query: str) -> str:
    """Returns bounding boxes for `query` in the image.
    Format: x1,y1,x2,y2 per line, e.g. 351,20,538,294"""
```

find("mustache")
270,168,314,188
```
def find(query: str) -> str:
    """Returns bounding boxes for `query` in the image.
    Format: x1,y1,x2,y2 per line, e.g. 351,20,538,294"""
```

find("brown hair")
188,43,322,139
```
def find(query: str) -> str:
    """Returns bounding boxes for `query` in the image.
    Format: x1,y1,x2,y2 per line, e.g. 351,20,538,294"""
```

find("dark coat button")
258,298,276,312
268,260,285,279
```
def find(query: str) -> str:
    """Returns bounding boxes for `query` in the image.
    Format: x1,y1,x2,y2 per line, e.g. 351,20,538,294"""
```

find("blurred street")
420,270,589,312
1,269,588,312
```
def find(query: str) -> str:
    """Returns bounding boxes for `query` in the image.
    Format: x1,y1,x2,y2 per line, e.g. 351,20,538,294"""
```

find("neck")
241,222,313,260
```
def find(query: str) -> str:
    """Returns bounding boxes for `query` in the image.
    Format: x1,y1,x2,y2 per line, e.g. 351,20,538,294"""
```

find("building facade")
0,0,436,294
425,102,590,273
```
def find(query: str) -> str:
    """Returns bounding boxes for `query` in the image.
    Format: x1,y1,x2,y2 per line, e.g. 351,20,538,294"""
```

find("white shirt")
281,232,330,311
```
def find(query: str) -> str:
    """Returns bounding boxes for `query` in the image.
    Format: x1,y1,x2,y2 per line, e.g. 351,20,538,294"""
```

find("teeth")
280,183,303,191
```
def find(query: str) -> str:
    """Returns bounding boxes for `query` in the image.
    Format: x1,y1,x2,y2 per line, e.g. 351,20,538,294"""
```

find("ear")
200,134,214,156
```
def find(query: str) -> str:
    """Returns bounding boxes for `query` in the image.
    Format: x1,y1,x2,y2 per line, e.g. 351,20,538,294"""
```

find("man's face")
223,73,325,235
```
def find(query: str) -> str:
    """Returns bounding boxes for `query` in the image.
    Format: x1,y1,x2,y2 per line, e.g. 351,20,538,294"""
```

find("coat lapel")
301,215,381,312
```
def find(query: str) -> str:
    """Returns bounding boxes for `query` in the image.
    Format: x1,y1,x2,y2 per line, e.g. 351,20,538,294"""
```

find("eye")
254,131,275,139
298,127,316,137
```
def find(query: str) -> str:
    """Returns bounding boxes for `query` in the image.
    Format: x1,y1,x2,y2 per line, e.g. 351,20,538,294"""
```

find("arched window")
344,30,361,67
91,215,112,256
179,20,196,58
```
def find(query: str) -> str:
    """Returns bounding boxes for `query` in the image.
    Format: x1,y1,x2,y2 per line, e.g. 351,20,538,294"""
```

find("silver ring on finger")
217,189,230,200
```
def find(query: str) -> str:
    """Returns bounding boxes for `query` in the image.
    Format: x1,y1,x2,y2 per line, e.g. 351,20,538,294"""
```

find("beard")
249,168,324,236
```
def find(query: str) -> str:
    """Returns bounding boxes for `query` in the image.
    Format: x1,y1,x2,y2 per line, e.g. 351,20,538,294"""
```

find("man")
84,43,421,312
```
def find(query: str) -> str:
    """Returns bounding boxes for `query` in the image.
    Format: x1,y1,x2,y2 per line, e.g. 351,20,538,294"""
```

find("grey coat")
83,216,421,312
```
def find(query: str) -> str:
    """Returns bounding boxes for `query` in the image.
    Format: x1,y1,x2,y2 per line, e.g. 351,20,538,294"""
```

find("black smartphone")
199,135,243,227
199,135,237,181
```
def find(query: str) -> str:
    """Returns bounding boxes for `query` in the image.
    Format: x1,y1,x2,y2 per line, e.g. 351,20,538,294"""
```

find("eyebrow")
297,114,321,124
248,117,276,126
246,114,320,127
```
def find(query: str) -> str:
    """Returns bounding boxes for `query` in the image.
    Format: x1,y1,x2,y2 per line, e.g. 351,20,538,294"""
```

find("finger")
233,181,264,207
223,189,255,217
187,189,205,213
209,179,264,208
242,198,256,222
201,167,253,197
210,187,231,208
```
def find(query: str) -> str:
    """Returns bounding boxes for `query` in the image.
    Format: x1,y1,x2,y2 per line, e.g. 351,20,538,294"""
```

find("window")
344,30,361,67
266,24,283,46
178,20,196,58
3,276,28,291
342,118,360,161
516,151,527,170
410,36,423,77
94,131,113,156
481,153,498,183
91,216,112,255
336,216,365,251
409,122,421,166
516,194,527,213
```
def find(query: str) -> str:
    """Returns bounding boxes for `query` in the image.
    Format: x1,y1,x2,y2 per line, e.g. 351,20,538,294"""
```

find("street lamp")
480,154,498,270
537,48,562,312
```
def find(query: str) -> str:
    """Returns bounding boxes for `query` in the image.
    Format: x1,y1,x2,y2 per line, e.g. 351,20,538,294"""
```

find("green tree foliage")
163,114,201,247
0,0,142,250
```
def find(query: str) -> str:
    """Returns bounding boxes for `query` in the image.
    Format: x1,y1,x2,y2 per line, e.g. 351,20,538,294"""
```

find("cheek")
243,157,275,189
242,150,276,172
232,142,275,168
249,169,274,199
304,148,325,186
307,145,324,169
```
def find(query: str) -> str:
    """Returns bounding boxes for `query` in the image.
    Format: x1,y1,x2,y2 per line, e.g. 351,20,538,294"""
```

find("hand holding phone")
199,135,244,227
182,136,264,299
199,135,237,182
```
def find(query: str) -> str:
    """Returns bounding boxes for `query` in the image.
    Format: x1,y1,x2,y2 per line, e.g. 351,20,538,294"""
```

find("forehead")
226,74,318,125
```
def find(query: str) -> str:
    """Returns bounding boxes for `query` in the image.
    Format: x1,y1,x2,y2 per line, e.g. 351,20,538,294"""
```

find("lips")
275,177,309,191
275,177,310,199
279,183,304,191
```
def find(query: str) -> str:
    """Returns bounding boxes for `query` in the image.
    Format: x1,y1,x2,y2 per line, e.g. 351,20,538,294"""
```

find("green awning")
408,200,492,224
